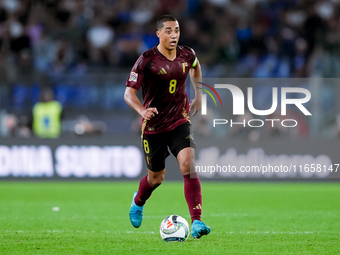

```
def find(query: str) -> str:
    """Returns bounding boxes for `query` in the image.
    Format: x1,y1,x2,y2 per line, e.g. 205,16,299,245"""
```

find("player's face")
157,21,180,51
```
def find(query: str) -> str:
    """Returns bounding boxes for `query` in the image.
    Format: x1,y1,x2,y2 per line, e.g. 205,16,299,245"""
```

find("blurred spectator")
0,0,339,137
115,33,141,67
73,115,107,137
33,29,53,72
0,0,338,77
49,37,74,73
32,87,63,138
266,109,309,138
0,112,30,138
87,17,114,66
292,37,308,77
3,113,18,137
230,111,259,142
191,107,216,138
215,30,239,66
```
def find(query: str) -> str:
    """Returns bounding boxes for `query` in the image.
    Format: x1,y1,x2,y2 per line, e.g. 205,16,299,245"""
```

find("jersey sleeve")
190,48,198,68
192,57,198,68
183,46,198,68
126,55,144,91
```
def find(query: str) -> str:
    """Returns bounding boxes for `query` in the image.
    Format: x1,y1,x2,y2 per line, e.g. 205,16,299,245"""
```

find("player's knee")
149,173,164,187
180,160,194,175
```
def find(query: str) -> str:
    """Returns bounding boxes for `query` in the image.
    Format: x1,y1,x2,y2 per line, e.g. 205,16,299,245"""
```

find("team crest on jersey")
182,62,188,73
129,71,138,82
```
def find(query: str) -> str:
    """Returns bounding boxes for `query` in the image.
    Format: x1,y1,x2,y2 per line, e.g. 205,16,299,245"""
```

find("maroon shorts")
141,122,196,172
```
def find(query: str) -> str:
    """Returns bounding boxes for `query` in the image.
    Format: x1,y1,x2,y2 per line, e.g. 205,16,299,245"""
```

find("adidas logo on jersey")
158,68,167,74
193,204,202,210
185,134,193,140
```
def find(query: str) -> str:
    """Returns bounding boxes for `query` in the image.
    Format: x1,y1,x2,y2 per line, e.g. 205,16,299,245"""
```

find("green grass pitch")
1,181,339,254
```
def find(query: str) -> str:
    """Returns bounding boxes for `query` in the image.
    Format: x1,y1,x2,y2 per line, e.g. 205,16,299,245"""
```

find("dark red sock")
183,172,202,223
134,175,157,206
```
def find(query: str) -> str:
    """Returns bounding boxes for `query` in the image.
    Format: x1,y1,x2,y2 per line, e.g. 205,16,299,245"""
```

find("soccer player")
124,15,210,239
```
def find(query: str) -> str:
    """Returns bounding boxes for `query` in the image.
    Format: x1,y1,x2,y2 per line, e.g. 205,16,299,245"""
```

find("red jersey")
126,45,197,135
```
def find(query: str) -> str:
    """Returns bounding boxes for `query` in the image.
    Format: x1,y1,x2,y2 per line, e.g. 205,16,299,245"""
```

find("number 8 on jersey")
169,79,177,94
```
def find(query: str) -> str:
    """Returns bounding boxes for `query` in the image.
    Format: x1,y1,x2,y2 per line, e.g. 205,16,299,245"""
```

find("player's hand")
140,107,158,120
190,98,201,116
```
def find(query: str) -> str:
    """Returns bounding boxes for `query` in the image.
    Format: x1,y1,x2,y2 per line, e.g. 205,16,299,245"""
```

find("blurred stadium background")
1,3,340,253
0,0,339,180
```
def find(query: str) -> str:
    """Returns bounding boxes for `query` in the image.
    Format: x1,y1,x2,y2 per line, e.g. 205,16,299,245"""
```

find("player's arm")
124,87,158,120
189,58,202,116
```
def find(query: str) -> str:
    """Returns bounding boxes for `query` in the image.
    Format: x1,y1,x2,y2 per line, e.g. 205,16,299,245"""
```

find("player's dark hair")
157,15,178,30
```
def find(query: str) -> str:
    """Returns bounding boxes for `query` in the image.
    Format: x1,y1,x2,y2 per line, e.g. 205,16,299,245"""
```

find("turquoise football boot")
129,191,144,228
191,220,211,239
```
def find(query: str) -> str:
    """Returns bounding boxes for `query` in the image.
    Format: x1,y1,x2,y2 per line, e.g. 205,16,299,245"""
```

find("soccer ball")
159,215,190,242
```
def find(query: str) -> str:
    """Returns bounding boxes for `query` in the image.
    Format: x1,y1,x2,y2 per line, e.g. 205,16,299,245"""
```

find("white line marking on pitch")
225,231,315,234
5,230,156,234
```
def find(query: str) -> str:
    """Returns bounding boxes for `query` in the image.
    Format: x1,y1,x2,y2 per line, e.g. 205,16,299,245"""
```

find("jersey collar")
155,44,179,61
